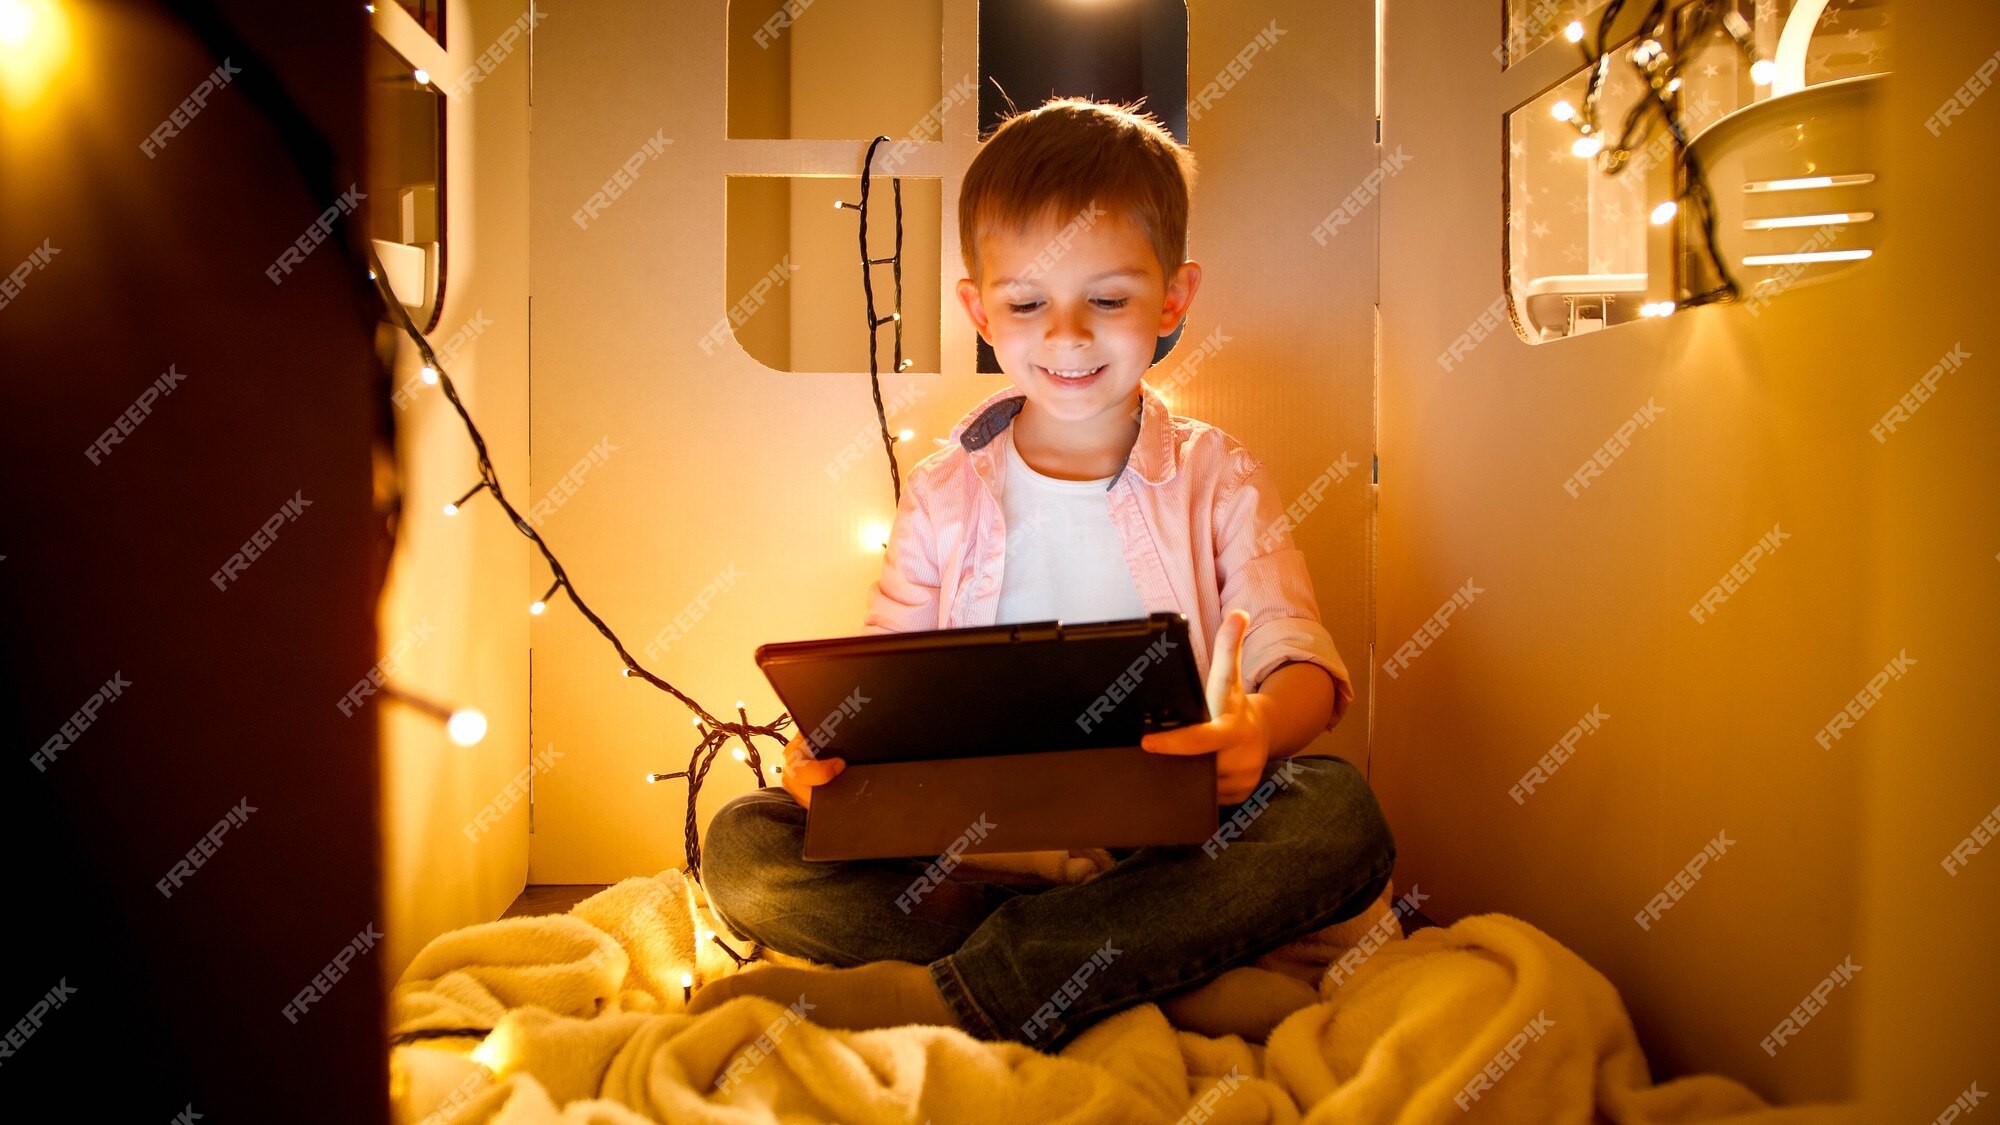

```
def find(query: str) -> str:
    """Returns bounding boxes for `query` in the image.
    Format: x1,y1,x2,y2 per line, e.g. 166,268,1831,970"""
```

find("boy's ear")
1157,261,1203,337
956,278,994,344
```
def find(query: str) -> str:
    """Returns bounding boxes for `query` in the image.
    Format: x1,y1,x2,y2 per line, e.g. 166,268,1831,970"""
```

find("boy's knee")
701,791,800,902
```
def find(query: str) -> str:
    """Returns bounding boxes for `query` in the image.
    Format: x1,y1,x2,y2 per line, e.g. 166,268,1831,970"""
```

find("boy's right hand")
779,732,845,810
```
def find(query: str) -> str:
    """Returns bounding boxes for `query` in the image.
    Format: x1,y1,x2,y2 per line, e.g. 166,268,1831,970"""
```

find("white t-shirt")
993,440,1148,626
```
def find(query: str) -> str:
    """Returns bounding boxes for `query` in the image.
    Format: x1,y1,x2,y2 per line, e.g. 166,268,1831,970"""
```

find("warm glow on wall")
0,0,71,108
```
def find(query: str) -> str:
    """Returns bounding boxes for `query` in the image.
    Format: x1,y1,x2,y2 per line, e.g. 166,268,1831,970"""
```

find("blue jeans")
700,754,1395,1052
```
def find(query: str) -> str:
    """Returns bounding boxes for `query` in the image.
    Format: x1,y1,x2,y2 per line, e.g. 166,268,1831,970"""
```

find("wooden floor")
503,883,1438,935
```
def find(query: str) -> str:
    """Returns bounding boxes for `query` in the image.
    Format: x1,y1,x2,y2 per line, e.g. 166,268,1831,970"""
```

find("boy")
694,98,1395,1051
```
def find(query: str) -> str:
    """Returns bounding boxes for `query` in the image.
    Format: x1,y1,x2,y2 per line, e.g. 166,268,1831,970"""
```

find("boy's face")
956,205,1201,436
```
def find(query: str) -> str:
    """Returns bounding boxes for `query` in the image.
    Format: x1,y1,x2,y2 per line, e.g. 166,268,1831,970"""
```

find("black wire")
855,135,906,507
163,2,792,886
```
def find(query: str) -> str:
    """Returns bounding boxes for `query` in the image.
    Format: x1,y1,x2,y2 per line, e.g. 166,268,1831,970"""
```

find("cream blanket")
391,871,1855,1124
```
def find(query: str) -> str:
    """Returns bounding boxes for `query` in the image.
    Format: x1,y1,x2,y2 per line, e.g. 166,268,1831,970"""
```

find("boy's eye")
1005,298,1128,314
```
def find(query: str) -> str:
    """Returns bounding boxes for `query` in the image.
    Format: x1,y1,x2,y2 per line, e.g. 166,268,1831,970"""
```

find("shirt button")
977,576,993,594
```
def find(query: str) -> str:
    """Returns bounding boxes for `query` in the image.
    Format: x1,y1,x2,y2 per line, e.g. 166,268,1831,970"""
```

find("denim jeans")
700,754,1395,1053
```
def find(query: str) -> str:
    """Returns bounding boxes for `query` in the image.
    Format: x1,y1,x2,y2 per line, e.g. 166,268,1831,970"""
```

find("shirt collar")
949,378,1177,491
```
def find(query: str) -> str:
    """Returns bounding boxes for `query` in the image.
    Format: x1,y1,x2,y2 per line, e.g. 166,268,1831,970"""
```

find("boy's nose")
1044,309,1093,348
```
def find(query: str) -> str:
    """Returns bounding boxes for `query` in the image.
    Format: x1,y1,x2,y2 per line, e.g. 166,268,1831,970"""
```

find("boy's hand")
778,732,844,810
1140,609,1271,805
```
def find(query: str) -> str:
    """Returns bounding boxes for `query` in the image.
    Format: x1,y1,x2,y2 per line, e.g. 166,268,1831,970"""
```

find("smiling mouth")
1038,364,1106,382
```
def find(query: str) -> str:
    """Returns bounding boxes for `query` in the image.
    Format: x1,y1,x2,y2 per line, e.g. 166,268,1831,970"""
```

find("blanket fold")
387,869,1852,1125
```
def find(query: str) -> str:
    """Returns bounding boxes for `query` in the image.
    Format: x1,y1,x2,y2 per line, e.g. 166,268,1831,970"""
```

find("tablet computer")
753,612,1218,860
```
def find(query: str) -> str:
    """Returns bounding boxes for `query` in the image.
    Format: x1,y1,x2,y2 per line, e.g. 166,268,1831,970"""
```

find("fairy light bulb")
1564,20,1584,43
732,747,746,761
420,364,438,385
1551,100,1576,122
413,68,430,86
442,501,460,516
1572,135,1604,158
447,709,488,746
529,599,546,615
1651,200,1679,225
1750,59,1776,86
897,429,914,442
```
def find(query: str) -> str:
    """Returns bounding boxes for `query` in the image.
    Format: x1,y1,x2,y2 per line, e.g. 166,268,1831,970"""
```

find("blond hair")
957,96,1197,284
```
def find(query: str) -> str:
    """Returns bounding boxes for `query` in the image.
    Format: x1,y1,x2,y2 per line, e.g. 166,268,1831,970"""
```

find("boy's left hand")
1140,609,1270,805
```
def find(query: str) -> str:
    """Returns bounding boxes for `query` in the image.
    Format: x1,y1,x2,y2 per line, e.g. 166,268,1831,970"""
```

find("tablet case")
754,613,1217,861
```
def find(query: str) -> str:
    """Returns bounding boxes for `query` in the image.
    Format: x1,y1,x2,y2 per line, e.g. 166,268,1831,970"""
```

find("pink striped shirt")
862,378,1354,734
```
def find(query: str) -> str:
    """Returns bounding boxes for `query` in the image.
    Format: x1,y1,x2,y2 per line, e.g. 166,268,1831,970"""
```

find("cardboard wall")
1377,0,1996,1102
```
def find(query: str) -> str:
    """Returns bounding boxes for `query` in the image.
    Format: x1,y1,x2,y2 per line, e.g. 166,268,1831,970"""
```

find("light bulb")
897,429,914,442
680,972,694,988
420,364,438,385
448,709,488,746
732,747,746,761
1750,59,1776,86
529,600,546,615
1572,135,1604,158
413,68,430,86
1665,77,1682,93
1650,200,1679,225
1551,100,1576,122
1564,20,1584,43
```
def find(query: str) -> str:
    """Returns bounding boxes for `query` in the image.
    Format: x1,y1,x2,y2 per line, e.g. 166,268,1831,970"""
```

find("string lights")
169,5,913,887
1549,0,1781,312
839,134,914,505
